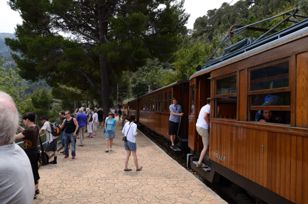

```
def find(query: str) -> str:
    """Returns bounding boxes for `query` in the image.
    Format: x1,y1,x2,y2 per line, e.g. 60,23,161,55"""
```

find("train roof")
125,80,188,104
190,19,308,80
140,80,188,98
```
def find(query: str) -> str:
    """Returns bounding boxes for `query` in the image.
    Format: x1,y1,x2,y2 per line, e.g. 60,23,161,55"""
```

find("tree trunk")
99,55,110,116
97,3,111,117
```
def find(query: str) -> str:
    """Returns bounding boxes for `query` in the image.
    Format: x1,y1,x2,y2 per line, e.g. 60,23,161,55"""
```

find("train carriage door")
173,82,189,149
188,79,197,151
196,75,211,153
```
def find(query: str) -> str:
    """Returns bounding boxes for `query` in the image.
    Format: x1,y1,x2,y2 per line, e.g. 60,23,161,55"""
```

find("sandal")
124,168,132,171
136,166,143,171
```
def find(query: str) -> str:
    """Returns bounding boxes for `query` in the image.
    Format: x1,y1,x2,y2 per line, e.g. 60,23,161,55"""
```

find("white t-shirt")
196,104,210,129
92,112,98,123
0,144,35,204
41,121,55,143
122,121,137,143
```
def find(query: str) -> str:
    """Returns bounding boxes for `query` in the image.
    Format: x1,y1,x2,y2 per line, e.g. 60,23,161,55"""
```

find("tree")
31,88,53,117
0,59,34,113
6,0,188,113
131,58,176,97
173,39,212,80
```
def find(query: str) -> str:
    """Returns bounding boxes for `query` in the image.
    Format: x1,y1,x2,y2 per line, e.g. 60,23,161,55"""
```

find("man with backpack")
39,116,58,164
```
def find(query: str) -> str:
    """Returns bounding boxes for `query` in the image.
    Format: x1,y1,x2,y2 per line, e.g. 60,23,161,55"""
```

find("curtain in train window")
214,75,237,119
248,62,290,124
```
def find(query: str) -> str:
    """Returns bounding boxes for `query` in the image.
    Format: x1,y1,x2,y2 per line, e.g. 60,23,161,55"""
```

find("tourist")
104,112,116,152
15,112,40,198
168,98,183,147
122,115,142,171
0,91,35,203
60,111,79,159
76,107,87,146
39,116,58,164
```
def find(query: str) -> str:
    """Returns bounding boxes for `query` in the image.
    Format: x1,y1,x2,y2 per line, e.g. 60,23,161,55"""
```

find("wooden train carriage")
138,81,189,147
189,21,308,203
127,98,139,121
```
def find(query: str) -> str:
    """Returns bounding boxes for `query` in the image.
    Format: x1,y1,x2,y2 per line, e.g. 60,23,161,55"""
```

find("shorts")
168,121,179,135
46,139,57,152
196,126,209,147
124,141,136,151
104,129,115,139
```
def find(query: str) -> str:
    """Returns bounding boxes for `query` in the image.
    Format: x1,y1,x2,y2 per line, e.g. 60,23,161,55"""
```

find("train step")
190,158,215,183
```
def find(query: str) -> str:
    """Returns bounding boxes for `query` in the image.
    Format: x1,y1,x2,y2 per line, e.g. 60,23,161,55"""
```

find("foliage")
0,58,61,119
173,38,212,80
6,0,188,112
0,60,34,113
191,0,307,59
131,58,176,97
30,88,53,117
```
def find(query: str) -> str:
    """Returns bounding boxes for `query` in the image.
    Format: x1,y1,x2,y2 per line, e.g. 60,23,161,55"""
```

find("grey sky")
0,0,237,33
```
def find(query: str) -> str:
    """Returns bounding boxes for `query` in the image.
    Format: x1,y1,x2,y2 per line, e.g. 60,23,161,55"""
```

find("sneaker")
196,162,206,168
203,166,211,172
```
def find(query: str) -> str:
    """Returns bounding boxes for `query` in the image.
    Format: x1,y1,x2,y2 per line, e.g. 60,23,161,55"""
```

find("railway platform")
33,124,226,204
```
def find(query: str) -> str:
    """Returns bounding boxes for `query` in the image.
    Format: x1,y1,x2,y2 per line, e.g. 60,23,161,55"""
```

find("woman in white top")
122,115,142,172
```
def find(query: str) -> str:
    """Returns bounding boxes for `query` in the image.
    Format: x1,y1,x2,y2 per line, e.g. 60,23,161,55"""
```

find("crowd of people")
0,91,142,203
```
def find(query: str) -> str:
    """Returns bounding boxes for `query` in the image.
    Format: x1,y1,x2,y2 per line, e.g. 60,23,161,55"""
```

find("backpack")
49,122,61,136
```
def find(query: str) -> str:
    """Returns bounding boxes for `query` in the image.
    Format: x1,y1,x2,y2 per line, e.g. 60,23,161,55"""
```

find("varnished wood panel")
210,123,268,186
296,52,308,128
295,135,308,204
210,120,308,203
267,132,295,202
239,69,248,121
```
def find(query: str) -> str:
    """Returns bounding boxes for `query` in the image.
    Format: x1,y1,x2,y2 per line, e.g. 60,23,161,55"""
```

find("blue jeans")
64,133,76,157
61,131,65,147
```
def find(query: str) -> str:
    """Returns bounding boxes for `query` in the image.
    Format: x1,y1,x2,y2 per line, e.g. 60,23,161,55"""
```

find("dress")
104,117,116,139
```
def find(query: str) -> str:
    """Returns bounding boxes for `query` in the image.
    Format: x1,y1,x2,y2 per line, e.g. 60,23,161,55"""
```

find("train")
126,19,308,204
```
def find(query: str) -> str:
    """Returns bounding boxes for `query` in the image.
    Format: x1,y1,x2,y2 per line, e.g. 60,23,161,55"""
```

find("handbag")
123,123,132,142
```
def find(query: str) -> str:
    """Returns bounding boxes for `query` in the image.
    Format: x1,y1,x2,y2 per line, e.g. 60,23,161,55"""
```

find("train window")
248,62,290,124
215,97,237,119
214,74,237,119
250,62,288,91
216,75,236,95
250,93,290,106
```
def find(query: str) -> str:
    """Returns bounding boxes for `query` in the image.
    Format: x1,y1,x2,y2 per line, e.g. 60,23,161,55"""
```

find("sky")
0,0,237,33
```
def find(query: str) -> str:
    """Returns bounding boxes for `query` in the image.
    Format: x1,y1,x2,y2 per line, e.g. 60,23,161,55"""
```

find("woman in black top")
15,112,40,199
